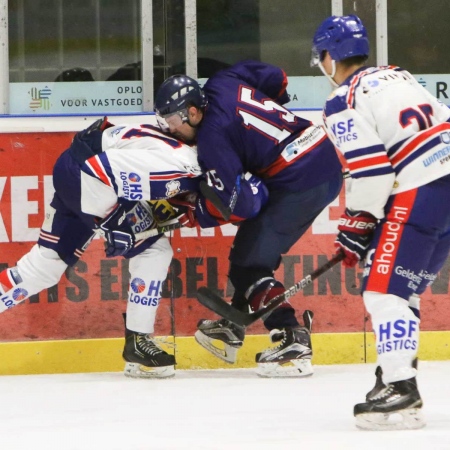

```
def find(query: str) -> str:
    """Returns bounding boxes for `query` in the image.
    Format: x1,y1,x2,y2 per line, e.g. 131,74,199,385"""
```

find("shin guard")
364,292,419,383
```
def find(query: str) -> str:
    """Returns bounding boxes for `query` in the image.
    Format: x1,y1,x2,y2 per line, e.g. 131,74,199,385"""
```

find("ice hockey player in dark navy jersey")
155,60,343,377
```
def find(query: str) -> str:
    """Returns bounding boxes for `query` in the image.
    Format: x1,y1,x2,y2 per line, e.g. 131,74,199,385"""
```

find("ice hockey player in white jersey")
311,15,450,430
0,117,202,378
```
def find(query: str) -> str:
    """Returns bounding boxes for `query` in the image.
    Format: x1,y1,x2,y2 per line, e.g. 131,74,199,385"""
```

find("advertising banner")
9,74,450,115
9,82,143,115
0,132,449,343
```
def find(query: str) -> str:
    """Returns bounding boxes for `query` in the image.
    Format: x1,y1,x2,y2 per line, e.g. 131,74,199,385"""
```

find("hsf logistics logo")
131,278,146,294
29,86,52,110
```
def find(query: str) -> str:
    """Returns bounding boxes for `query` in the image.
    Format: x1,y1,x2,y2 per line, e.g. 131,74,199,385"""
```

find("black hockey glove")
335,209,377,268
97,204,135,257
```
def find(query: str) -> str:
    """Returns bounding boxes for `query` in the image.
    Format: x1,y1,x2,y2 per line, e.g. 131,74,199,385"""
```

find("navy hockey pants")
228,172,343,313
363,174,450,300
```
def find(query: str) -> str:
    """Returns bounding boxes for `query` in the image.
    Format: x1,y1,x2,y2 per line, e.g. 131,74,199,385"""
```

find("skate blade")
124,362,175,379
256,359,314,378
194,330,238,364
355,408,426,431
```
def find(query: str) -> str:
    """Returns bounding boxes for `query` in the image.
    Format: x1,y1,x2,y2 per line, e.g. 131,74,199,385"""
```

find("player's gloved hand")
168,192,198,228
97,204,135,257
243,172,269,216
335,209,378,268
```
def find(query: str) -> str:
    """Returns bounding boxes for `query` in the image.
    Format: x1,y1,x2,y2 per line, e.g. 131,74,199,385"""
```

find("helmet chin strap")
319,60,339,88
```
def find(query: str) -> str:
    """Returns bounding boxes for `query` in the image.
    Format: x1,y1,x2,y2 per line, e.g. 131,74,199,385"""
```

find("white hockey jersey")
80,123,202,218
323,66,450,218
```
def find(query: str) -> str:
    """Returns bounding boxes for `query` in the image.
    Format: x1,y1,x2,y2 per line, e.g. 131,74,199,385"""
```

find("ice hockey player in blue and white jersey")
311,14,450,430
154,61,343,377
0,118,203,379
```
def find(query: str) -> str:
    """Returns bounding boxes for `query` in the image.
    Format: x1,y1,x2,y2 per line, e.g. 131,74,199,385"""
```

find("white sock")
126,237,173,334
364,291,419,383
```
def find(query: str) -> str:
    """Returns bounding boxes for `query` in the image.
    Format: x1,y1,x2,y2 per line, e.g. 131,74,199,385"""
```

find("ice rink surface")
0,361,449,450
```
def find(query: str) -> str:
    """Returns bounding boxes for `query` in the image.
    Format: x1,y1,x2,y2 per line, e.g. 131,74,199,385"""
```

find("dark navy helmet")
311,15,369,67
154,75,207,116
154,75,207,132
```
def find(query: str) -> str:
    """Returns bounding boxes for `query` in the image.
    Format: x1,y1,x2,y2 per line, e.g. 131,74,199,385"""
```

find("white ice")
1,361,450,450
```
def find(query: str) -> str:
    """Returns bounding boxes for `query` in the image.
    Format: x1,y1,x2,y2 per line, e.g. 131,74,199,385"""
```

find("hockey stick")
134,219,182,240
196,252,345,327
199,180,232,221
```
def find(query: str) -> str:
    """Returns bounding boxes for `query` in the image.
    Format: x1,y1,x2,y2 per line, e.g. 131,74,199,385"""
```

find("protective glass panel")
389,0,450,105
195,0,332,109
154,0,186,91
388,0,450,74
194,0,331,77
8,0,143,114
9,0,141,83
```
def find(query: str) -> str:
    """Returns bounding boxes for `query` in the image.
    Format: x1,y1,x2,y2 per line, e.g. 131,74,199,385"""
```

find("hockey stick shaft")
196,252,345,327
199,180,232,221
0,220,182,313
134,219,182,240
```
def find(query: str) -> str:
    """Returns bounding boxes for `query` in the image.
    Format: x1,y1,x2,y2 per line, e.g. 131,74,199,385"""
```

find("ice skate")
255,326,313,378
123,327,175,379
195,318,245,363
355,378,425,431
366,358,418,401
365,365,385,401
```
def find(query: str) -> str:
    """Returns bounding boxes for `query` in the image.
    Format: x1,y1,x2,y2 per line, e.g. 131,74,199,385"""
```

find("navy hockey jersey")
195,60,342,228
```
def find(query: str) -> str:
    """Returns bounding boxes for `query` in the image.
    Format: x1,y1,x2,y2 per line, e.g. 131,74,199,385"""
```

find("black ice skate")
255,313,313,378
365,365,385,401
123,326,175,379
366,358,418,401
194,318,245,363
355,377,425,430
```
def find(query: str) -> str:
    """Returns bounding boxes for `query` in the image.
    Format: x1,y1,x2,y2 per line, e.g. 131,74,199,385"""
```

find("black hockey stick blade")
196,252,345,327
199,180,232,221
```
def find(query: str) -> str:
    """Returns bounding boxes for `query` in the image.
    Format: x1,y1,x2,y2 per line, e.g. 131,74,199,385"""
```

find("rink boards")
0,118,449,374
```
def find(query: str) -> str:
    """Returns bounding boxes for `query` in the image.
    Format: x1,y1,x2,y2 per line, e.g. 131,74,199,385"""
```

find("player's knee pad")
16,245,68,293
363,291,419,383
126,237,173,334
0,245,67,311
19,245,67,287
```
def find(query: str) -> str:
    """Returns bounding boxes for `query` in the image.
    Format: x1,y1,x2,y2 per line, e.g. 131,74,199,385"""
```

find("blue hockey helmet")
311,15,369,67
154,75,207,131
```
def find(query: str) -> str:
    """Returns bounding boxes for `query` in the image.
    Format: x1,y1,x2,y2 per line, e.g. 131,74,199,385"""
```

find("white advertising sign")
9,74,450,115
10,81,143,114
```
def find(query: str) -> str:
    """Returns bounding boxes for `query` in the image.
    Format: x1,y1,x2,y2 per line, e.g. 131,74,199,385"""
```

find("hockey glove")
168,192,198,228
335,209,378,268
97,204,135,257
74,116,114,154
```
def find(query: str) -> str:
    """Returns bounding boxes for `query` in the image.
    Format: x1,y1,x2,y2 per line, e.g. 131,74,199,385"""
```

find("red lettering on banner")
0,132,448,342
